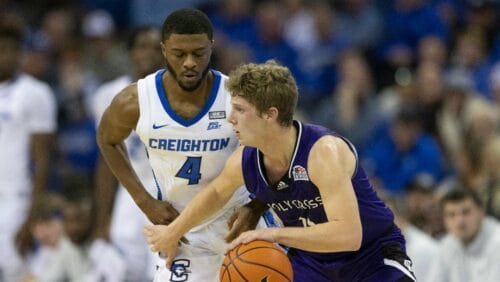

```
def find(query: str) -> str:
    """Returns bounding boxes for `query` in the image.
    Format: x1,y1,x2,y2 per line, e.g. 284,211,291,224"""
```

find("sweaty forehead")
164,33,211,49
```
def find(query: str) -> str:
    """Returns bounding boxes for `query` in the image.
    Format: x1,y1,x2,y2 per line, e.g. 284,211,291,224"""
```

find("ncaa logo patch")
292,165,309,181
209,111,226,120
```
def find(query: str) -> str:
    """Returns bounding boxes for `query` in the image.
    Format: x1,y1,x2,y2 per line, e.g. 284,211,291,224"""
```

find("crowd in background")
0,0,499,281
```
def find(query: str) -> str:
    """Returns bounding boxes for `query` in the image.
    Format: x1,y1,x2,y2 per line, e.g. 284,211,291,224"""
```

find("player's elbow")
345,223,362,251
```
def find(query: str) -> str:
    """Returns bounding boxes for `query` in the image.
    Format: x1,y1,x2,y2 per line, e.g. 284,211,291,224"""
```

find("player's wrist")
169,219,188,240
270,228,280,243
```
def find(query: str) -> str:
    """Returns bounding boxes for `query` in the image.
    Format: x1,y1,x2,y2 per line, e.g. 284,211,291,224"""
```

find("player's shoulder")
17,73,53,93
310,134,346,157
308,127,356,174
212,69,229,91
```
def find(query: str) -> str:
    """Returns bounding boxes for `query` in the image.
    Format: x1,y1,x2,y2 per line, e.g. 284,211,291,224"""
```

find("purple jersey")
242,121,409,281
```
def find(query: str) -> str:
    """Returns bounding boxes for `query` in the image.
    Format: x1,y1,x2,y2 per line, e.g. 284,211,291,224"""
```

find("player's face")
0,37,21,81
130,30,163,78
443,198,484,244
161,33,212,92
228,95,266,146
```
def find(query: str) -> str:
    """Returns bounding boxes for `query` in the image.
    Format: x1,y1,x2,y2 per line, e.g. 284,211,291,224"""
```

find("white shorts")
153,207,267,282
0,194,29,282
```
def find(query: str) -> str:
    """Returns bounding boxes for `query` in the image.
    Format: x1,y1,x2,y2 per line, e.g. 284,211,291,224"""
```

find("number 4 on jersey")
176,157,202,185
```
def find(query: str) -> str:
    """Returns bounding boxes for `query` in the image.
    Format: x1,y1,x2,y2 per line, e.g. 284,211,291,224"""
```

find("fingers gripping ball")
220,240,293,282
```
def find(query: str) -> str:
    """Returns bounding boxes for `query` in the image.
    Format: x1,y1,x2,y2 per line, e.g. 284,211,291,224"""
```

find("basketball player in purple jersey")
145,61,417,281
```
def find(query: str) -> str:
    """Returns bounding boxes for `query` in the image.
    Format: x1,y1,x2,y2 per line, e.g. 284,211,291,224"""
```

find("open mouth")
183,72,198,81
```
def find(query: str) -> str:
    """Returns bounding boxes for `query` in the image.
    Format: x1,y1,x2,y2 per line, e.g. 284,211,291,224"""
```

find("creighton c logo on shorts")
170,259,191,282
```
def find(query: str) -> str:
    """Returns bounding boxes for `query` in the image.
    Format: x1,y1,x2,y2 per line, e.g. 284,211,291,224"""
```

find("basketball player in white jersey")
97,9,265,281
91,26,163,282
0,23,57,281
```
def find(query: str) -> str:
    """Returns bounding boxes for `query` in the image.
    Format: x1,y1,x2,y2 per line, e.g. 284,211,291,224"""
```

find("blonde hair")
225,60,298,126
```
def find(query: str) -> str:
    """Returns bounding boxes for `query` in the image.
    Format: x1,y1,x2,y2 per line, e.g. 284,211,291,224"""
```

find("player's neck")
0,72,17,84
165,71,213,102
261,125,297,169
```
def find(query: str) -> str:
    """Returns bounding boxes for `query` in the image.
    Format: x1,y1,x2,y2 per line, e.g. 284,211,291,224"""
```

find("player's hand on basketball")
144,224,180,269
227,228,279,253
225,201,266,242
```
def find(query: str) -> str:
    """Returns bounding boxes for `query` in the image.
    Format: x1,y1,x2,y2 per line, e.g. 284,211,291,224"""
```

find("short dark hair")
161,8,213,41
127,26,159,50
0,25,24,44
440,187,484,210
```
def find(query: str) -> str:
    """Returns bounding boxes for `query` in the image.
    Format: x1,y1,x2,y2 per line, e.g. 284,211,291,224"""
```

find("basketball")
220,240,293,282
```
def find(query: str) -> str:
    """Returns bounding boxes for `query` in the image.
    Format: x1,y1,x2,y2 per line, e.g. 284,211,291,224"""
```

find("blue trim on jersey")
155,69,221,127
145,148,163,200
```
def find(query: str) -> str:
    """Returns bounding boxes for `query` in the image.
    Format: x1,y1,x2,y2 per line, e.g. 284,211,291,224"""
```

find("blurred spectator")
282,0,317,55
296,0,348,113
249,0,302,89
213,42,251,74
38,8,78,57
377,78,418,122
81,9,128,84
384,194,439,282
0,14,57,282
429,188,500,282
375,0,449,88
128,0,212,27
336,0,384,50
414,60,447,136
439,98,499,198
417,35,448,68
437,86,482,164
405,177,444,237
481,135,500,219
55,39,100,194
362,104,446,194
64,196,127,282
489,62,500,104
312,50,382,151
208,0,257,47
24,193,89,282
381,0,449,63
447,28,495,99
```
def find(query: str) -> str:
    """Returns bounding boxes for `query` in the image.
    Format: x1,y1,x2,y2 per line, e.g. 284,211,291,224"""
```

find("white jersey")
0,74,57,197
136,69,249,228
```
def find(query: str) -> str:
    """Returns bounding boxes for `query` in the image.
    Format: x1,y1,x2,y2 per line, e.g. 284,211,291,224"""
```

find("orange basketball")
220,240,293,282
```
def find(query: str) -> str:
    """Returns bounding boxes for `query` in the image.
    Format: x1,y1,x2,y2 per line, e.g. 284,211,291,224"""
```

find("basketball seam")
236,246,292,281
230,261,249,282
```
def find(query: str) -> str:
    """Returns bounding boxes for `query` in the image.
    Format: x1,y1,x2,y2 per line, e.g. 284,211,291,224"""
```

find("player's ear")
160,42,167,57
266,107,279,121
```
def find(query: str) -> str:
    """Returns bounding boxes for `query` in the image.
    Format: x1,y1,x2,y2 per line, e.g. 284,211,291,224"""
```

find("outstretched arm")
229,136,362,253
96,85,179,225
144,146,245,268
